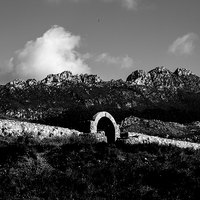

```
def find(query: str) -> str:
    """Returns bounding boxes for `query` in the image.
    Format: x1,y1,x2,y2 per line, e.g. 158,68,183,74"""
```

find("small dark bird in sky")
98,19,100,22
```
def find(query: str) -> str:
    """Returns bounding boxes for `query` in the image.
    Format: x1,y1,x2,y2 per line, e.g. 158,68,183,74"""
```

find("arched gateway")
90,111,120,143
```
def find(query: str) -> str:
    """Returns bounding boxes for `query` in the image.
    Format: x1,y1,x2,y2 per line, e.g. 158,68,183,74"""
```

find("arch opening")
97,117,115,143
90,111,120,143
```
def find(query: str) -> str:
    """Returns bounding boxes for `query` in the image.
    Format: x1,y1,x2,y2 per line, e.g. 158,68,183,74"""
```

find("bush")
1,135,200,199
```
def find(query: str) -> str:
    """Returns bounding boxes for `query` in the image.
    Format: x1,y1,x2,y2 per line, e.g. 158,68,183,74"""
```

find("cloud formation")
121,0,140,10
96,53,133,69
104,0,140,10
45,0,61,3
169,33,198,55
2,26,90,82
46,0,140,10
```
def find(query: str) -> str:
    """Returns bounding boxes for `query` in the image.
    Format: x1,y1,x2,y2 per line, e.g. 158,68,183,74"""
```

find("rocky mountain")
1,66,200,132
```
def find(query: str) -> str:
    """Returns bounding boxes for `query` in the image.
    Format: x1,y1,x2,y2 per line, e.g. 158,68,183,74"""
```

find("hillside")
1,67,200,199
1,66,200,132
120,116,200,143
1,135,200,199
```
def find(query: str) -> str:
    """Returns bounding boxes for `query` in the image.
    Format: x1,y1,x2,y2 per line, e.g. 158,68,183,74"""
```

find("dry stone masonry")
0,119,81,139
120,132,200,150
1,112,200,150
90,111,120,142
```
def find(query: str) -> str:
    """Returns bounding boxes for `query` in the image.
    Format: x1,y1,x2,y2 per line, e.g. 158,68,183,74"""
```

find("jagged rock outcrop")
5,67,199,91
126,70,153,86
40,71,102,86
174,68,194,76
149,66,182,89
40,71,73,85
5,78,37,91
126,66,197,90
5,71,102,89
6,79,26,90
26,79,37,87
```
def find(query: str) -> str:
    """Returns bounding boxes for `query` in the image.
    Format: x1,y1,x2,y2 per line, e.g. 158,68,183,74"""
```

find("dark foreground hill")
1,66,200,131
1,134,200,199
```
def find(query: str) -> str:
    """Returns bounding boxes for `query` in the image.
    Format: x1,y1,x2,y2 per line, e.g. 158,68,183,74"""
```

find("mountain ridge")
1,66,200,132
2,66,197,88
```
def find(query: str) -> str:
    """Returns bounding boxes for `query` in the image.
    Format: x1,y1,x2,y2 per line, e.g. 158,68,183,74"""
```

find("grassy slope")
0,135,200,200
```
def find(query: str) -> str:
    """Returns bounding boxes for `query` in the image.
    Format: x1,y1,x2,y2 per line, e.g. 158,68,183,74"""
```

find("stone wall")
120,132,200,150
90,111,120,141
1,118,200,150
0,119,81,139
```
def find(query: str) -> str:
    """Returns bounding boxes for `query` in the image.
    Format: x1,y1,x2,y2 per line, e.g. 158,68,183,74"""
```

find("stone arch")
90,111,120,142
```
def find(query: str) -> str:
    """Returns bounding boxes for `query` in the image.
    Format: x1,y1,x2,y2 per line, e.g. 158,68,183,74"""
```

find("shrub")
1,135,200,199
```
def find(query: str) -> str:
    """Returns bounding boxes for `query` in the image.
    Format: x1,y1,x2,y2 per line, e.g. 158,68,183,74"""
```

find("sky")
0,0,200,84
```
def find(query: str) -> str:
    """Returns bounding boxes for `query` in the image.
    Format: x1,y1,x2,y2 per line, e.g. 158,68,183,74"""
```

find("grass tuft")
0,133,200,199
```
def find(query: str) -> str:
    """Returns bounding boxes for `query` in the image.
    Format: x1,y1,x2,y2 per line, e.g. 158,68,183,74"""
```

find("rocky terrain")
0,118,81,139
1,67,200,200
120,116,200,143
1,66,200,134
119,132,200,150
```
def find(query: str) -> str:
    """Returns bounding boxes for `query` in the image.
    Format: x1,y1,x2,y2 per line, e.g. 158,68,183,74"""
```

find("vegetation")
1,134,200,199
121,116,200,143
3,73,200,132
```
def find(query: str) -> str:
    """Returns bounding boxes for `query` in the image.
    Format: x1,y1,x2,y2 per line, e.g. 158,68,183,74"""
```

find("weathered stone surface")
126,70,152,86
120,115,200,143
149,66,176,88
90,111,120,141
120,132,200,150
0,119,81,139
26,79,37,86
5,79,26,90
40,71,73,85
39,71,102,86
93,131,107,142
174,68,194,76
1,115,200,148
126,66,197,89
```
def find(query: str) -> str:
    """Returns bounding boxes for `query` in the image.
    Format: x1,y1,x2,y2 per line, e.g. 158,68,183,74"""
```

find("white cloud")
2,25,91,82
45,0,61,3
46,0,140,10
121,55,134,68
104,0,140,10
45,0,88,3
105,0,140,10
121,0,140,10
96,53,133,69
168,33,198,55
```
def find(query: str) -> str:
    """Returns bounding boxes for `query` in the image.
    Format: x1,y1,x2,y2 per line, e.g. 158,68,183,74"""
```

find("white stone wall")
122,132,200,150
0,119,81,139
90,111,120,141
2,118,200,149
